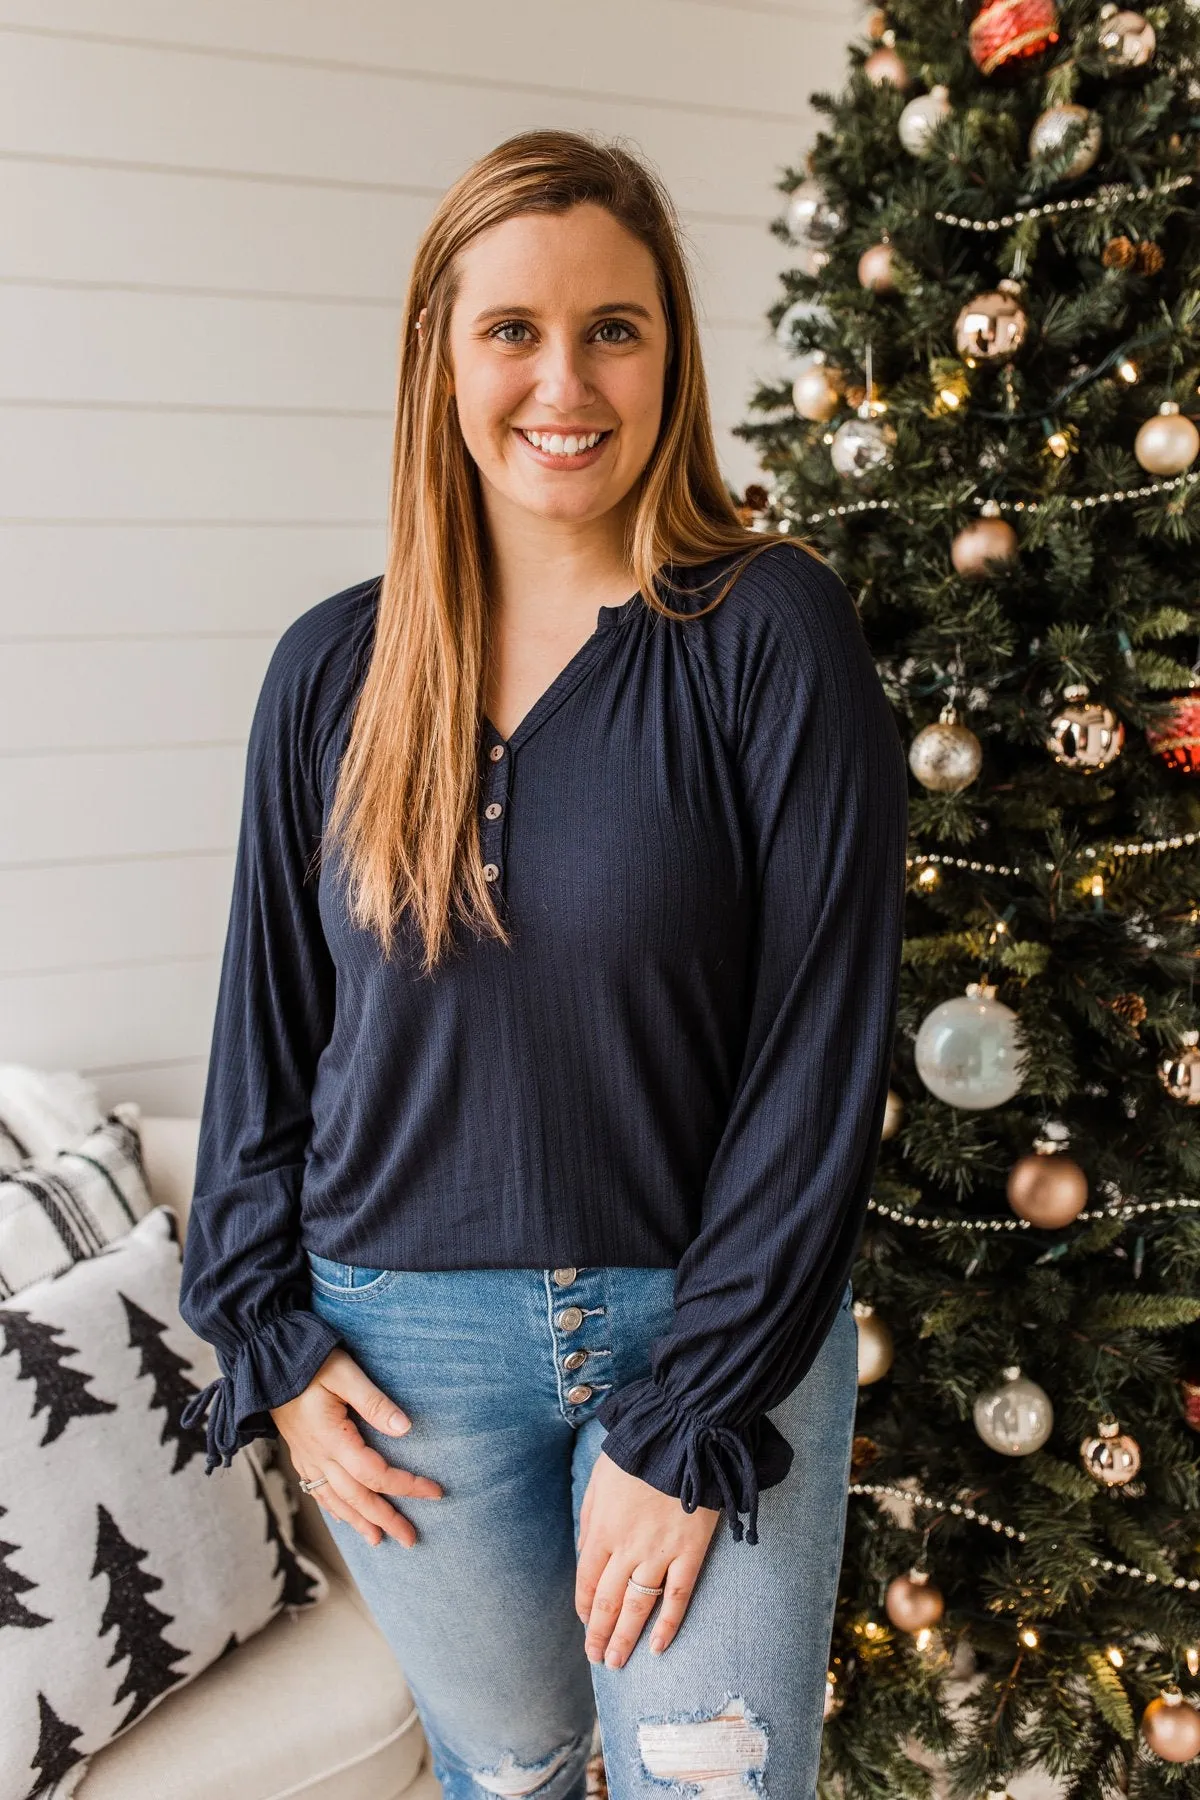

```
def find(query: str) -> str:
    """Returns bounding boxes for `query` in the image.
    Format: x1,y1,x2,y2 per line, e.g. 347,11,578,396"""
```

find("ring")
299,1475,330,1494
627,1578,665,1597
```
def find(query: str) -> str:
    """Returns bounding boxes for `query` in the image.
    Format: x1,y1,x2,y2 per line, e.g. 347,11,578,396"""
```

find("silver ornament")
1158,1031,1200,1105
898,85,952,157
954,279,1027,364
1134,401,1200,476
974,1366,1054,1456
785,180,845,250
908,706,982,791
830,409,895,479
1097,6,1155,70
1046,683,1124,769
1080,1413,1142,1486
915,981,1026,1110
774,296,831,356
1028,103,1102,178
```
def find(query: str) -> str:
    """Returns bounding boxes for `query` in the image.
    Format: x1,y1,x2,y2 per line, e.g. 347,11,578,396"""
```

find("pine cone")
1136,240,1165,275
1107,991,1147,1032
742,483,769,511
1102,235,1137,270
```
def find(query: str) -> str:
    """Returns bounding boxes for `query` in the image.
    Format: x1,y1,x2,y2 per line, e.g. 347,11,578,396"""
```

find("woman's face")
444,203,669,529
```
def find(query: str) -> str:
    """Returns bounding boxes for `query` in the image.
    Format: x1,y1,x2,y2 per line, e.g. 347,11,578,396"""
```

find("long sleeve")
178,620,343,1474
593,547,909,1544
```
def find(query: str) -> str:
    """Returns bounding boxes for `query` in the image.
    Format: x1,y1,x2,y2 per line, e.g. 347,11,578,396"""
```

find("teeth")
520,430,605,455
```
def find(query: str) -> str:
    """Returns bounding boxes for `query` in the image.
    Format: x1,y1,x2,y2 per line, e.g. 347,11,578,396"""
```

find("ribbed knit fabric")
177,543,909,1544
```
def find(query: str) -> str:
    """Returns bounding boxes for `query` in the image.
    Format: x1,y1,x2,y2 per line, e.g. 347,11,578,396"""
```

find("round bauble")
1080,1413,1142,1486
864,45,910,86
915,982,1026,1110
1145,691,1200,774
1007,1151,1088,1226
1028,103,1102,178
792,356,843,422
969,0,1060,74
955,279,1027,364
882,1087,903,1140
858,242,897,292
899,86,952,157
854,1301,894,1385
785,180,845,250
830,412,895,479
1158,1032,1200,1105
1046,684,1124,770
1142,1687,1200,1763
951,505,1019,577
774,295,831,356
908,713,982,792
885,1568,945,1632
1134,401,1200,475
1097,6,1155,70
974,1365,1053,1455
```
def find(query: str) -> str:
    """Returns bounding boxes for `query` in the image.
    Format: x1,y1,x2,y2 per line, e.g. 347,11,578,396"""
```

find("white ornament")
974,1365,1054,1455
898,85,952,157
914,981,1026,1109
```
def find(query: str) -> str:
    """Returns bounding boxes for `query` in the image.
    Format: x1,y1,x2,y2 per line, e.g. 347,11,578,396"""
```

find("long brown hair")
327,128,797,972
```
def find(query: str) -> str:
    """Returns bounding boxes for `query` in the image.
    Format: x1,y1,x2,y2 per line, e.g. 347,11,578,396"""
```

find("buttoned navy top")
178,543,909,1545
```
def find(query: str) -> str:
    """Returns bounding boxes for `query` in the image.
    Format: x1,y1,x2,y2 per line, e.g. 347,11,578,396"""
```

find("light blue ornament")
914,981,1026,1109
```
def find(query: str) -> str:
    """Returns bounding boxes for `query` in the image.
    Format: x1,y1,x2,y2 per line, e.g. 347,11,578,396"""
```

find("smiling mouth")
515,427,613,461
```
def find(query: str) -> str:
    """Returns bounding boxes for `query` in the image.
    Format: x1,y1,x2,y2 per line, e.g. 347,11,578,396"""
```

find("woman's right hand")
270,1347,443,1548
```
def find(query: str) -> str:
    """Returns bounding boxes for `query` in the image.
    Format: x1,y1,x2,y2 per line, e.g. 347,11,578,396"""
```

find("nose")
532,331,596,415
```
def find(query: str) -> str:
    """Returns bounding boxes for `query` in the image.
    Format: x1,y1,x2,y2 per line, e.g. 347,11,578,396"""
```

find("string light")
1045,428,1072,458
1117,358,1139,384
1019,1625,1041,1649
1108,1646,1125,1669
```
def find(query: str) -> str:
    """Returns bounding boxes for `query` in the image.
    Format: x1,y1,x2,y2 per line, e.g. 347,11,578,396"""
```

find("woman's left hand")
575,1450,721,1667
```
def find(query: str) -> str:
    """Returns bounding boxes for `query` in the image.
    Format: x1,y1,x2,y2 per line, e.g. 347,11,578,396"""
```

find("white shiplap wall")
0,0,855,1114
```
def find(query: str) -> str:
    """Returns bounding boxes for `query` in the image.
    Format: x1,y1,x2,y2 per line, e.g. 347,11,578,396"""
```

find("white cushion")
76,1561,430,1800
0,1206,328,1798
0,1103,153,1294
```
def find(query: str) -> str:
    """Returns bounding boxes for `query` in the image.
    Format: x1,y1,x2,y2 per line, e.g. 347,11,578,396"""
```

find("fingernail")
389,1411,411,1433
650,1637,664,1654
605,1651,620,1668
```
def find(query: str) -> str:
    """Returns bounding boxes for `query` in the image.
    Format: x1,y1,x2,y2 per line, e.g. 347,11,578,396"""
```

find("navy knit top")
178,543,909,1544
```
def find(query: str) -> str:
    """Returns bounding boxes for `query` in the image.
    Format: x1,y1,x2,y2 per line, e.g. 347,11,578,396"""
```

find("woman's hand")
575,1450,720,1667
270,1347,443,1547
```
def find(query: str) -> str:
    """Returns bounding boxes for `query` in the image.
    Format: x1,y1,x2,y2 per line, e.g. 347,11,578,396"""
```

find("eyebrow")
471,301,655,325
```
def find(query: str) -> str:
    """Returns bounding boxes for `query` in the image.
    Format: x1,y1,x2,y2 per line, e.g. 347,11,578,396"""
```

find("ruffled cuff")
180,1307,342,1475
593,1379,794,1545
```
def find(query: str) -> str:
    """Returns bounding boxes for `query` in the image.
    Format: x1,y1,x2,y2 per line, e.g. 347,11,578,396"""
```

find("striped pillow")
0,1105,152,1299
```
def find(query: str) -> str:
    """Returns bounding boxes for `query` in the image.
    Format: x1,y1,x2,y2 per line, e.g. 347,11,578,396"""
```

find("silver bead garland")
848,1483,1200,1591
932,173,1193,232
866,1195,1200,1232
906,826,1200,881
787,469,1200,532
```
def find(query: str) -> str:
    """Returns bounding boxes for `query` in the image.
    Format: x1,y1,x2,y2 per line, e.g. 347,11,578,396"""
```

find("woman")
179,130,908,1799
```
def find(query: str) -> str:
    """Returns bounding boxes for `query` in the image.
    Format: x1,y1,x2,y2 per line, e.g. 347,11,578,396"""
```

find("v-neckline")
481,591,639,754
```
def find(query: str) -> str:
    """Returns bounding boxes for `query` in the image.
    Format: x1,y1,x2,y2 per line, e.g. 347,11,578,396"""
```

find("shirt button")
552,1266,577,1286
555,1306,584,1332
566,1384,593,1405
484,801,503,820
563,1349,589,1371
483,863,500,882
489,744,506,762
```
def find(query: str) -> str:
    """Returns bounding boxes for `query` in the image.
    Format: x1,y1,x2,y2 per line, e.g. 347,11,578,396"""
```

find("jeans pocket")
305,1248,396,1297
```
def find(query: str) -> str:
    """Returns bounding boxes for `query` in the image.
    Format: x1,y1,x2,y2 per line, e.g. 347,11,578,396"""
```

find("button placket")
544,1270,612,1417
480,733,510,889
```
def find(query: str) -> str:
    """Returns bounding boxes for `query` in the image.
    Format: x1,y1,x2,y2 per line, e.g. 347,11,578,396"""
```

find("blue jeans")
305,1256,857,1800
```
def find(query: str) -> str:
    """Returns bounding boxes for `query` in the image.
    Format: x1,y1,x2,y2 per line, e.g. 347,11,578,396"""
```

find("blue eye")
491,321,532,344
594,319,637,344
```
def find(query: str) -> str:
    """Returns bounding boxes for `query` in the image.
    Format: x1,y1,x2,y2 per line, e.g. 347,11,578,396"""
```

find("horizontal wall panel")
0,409,391,522
0,286,398,410
1,166,789,327
0,956,220,1072
1,745,245,866
0,852,235,975
0,2,849,120
91,1058,208,1117
0,637,272,752
0,32,816,222
0,524,383,637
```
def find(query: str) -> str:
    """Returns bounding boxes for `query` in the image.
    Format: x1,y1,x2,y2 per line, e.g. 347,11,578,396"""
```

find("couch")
74,1116,441,1800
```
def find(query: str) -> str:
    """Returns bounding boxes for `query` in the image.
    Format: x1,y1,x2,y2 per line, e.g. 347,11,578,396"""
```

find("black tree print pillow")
0,1205,327,1800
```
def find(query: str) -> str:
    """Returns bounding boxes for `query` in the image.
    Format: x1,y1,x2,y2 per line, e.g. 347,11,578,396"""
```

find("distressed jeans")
304,1255,858,1800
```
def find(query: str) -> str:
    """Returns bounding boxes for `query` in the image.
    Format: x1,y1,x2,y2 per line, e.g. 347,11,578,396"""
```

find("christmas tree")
737,3,1200,1795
